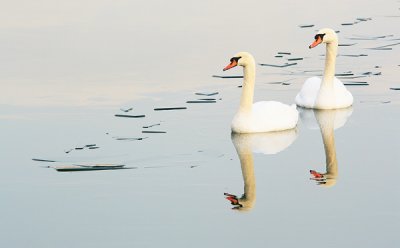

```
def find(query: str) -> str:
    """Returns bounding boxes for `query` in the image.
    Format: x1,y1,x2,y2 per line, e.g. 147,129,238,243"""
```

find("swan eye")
314,33,326,40
230,56,242,63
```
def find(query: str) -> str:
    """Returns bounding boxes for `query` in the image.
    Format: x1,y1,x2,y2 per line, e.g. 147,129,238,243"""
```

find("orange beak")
223,60,238,71
309,36,323,49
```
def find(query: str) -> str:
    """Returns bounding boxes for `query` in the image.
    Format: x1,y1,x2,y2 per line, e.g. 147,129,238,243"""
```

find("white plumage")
223,52,299,133
231,101,299,133
295,76,353,109
296,28,353,109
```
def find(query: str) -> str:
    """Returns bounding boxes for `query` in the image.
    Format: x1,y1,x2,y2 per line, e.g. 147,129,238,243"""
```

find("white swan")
223,52,299,133
295,28,353,109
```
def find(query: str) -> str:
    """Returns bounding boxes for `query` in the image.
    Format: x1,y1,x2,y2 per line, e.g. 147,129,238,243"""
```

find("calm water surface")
1,0,400,247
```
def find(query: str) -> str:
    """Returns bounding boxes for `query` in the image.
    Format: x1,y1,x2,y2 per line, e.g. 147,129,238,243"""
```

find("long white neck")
239,63,256,113
321,41,338,87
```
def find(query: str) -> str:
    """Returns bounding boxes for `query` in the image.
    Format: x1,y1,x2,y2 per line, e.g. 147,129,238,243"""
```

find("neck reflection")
226,130,298,211
301,108,353,187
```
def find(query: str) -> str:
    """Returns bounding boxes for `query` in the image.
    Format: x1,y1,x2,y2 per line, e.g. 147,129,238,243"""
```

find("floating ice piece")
115,114,145,118
357,18,371,21
277,52,291,55
113,136,148,141
360,100,391,104
340,54,368,57
32,158,57,162
335,73,354,76
369,42,400,50
259,62,297,67
338,43,357,46
348,35,386,40
361,72,382,76
287,58,303,61
142,130,167,133
212,75,243,78
299,24,314,28
154,107,187,111
120,107,133,112
54,164,130,172
337,75,367,79
197,98,216,101
369,47,392,50
195,92,219,96
343,81,369,86
186,100,216,103
143,123,161,128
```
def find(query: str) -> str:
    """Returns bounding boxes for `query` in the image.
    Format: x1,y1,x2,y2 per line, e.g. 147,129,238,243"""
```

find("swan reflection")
300,107,353,187
225,129,298,211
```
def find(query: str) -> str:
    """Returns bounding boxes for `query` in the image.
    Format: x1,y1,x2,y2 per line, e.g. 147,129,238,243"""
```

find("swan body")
296,76,353,109
231,101,298,133
223,52,298,133
295,28,353,109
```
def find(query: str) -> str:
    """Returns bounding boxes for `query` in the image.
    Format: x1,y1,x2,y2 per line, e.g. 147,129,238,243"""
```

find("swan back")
232,102,298,133
295,77,353,109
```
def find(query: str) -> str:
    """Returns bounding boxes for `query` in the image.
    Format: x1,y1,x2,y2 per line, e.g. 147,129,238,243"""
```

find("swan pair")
223,28,353,134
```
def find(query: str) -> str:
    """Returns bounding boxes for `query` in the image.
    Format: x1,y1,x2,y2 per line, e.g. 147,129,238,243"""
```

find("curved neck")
239,64,256,112
322,41,338,87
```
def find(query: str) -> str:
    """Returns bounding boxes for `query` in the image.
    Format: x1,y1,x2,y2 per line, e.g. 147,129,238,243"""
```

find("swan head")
223,52,255,71
309,28,338,49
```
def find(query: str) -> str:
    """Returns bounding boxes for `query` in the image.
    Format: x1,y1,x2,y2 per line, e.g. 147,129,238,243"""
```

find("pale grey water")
1,0,400,247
